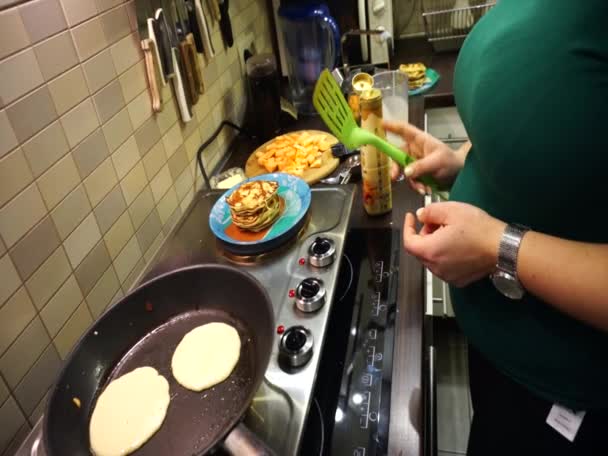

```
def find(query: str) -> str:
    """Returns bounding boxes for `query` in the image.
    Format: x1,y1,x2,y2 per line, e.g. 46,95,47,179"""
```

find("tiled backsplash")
0,0,271,453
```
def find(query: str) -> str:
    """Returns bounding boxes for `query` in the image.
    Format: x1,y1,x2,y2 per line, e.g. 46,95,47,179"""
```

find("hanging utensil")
170,0,198,105
157,0,192,122
207,0,221,22
177,0,204,95
313,69,439,189
184,0,204,53
194,0,215,59
218,0,233,47
135,0,162,111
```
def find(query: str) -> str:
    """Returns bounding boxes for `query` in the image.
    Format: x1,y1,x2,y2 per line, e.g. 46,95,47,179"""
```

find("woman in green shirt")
386,1,608,454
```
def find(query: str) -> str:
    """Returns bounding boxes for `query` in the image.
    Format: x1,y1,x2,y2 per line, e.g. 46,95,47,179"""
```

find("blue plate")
209,173,311,248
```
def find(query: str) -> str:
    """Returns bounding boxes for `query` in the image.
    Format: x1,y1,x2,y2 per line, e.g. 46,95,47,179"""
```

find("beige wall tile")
86,265,119,318
21,121,69,177
53,303,92,359
0,397,27,453
162,122,183,158
0,7,30,60
48,65,89,115
156,97,178,134
99,5,130,45
119,60,146,103
0,254,21,306
28,390,49,425
175,166,193,201
9,216,60,281
110,33,141,75
0,49,43,107
83,157,117,206
120,161,146,204
126,89,152,129
0,287,35,355
167,145,188,180
95,0,122,12
60,0,97,26
72,128,109,179
0,110,18,159
111,135,139,179
60,99,99,148
37,153,80,209
82,49,116,94
128,185,154,229
124,0,136,31
150,164,171,203
0,183,46,248
33,31,78,81
133,116,161,157
102,106,132,152
94,185,126,234
25,246,71,309
179,188,194,213
113,234,141,283
40,275,83,337
63,212,101,268
93,79,125,123
51,185,91,240
0,375,7,404
0,316,49,387
161,205,181,234
157,187,178,225
135,208,161,254
0,148,33,207
74,240,110,295
6,85,57,143
19,0,66,43
143,230,163,262
103,210,133,257
13,344,60,416
142,140,165,180
71,17,107,61
0,237,5,256
122,257,144,291
184,129,201,162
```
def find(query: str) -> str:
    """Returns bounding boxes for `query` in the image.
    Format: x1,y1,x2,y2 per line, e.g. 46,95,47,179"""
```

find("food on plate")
255,131,334,176
226,180,281,232
89,367,170,456
171,322,241,392
399,62,429,89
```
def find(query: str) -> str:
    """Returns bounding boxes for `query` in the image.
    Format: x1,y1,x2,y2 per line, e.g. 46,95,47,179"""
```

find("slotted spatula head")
313,69,440,190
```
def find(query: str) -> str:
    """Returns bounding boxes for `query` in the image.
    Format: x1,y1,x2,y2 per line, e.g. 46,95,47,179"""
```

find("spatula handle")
365,132,439,189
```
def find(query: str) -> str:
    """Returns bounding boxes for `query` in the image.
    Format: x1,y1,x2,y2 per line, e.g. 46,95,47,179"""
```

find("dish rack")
422,0,496,51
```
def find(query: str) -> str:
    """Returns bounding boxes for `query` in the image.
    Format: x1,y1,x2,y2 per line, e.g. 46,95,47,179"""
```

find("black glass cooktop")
301,228,400,456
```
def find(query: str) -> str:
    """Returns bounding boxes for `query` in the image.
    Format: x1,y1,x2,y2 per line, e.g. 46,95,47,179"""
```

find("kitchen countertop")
212,38,459,456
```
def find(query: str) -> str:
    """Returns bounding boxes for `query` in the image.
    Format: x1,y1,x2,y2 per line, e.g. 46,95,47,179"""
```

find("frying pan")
43,264,275,455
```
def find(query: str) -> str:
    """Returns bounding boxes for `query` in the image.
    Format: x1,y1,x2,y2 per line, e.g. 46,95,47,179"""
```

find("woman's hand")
384,121,467,193
403,202,506,287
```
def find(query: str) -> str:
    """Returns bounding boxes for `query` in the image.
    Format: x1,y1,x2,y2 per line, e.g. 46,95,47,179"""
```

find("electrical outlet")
237,31,256,74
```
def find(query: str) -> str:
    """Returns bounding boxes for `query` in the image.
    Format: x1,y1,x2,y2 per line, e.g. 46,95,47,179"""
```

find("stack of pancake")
399,63,428,90
226,180,281,232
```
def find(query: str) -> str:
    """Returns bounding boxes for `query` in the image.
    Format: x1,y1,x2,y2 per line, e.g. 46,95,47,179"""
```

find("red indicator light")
277,325,285,334
298,258,306,265
288,289,295,298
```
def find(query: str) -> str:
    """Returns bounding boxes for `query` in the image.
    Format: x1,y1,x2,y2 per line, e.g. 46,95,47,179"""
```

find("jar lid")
360,88,382,105
352,72,374,94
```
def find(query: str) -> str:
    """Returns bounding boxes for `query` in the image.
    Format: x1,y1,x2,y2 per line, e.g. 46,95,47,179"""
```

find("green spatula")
313,69,438,190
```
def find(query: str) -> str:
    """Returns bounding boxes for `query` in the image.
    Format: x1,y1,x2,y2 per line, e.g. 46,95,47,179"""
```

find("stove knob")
279,326,313,368
295,278,326,312
308,237,336,268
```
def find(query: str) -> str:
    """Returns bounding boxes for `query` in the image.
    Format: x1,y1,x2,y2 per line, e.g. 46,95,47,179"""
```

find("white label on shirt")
546,404,586,442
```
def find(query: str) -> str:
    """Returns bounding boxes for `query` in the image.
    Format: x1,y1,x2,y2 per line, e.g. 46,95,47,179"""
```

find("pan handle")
223,423,276,456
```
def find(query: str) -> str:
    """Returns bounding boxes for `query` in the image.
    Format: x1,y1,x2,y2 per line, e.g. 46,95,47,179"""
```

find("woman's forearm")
517,232,608,331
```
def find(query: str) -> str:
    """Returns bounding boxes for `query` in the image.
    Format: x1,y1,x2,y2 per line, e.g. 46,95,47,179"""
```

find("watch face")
492,272,525,300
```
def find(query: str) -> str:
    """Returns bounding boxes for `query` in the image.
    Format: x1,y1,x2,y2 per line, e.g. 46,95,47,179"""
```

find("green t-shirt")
451,0,608,410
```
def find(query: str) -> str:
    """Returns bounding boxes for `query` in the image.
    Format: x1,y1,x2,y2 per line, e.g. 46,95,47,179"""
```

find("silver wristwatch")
490,223,530,300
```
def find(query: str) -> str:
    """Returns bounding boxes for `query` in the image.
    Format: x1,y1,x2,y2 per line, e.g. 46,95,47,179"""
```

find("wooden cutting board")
245,130,340,185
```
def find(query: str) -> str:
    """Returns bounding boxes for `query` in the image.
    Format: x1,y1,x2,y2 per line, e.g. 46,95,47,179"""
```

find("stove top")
18,185,355,456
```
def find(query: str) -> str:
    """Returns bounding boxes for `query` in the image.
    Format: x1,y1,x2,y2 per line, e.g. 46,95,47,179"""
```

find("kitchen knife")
177,0,204,95
153,6,175,78
171,0,199,105
184,0,204,53
159,0,192,122
194,0,215,59
218,0,233,48
135,0,162,110
207,0,221,22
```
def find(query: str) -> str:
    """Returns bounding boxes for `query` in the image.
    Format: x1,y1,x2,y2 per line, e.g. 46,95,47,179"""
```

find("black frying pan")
43,264,275,455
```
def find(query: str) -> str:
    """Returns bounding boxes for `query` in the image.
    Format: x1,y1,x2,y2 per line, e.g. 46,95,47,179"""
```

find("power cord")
196,120,253,189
